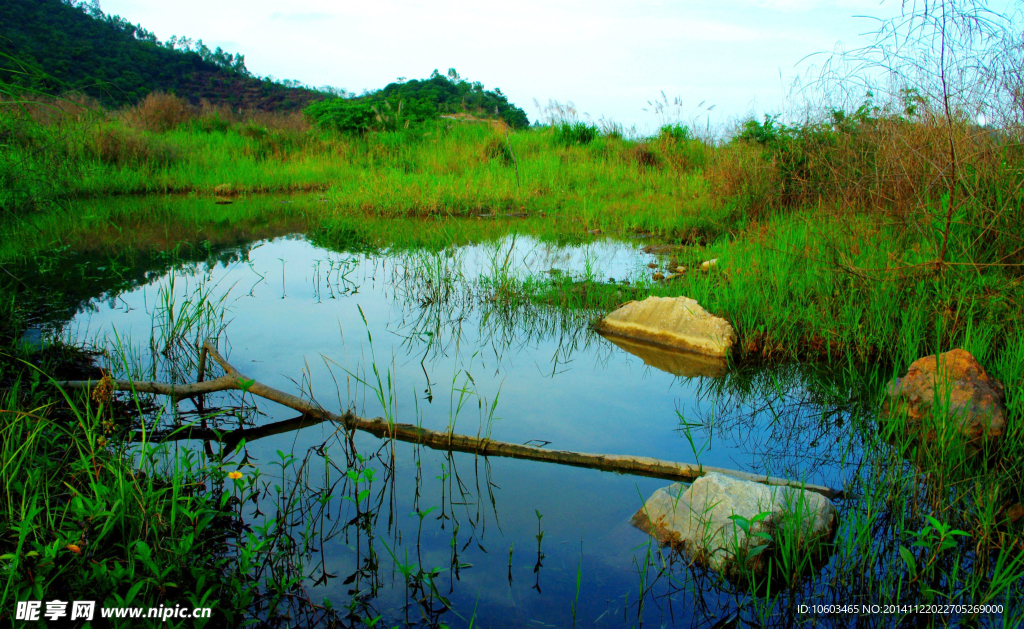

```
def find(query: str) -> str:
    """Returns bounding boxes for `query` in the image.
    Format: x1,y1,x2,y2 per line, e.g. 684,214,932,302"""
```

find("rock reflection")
599,332,729,378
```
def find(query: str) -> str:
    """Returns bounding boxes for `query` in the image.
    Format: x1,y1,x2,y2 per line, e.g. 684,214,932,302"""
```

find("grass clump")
552,121,599,147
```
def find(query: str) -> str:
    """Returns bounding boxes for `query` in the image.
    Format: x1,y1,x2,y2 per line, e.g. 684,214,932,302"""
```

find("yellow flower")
227,471,243,480
92,374,115,405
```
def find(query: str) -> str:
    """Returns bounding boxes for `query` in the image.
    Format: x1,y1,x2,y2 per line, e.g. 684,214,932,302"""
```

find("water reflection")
36,233,869,627
599,333,729,379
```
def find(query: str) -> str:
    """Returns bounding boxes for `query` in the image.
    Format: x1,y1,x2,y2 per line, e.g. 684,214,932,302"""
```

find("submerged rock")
884,349,1006,444
601,334,727,378
594,296,736,357
631,473,838,585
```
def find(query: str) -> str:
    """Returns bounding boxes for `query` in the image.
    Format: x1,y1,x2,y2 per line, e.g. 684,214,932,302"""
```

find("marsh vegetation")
2,0,1024,627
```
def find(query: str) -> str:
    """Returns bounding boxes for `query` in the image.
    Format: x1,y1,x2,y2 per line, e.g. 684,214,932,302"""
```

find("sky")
98,0,910,133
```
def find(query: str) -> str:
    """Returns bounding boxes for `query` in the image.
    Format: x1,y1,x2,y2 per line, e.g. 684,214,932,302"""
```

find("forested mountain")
0,0,325,110
0,0,529,126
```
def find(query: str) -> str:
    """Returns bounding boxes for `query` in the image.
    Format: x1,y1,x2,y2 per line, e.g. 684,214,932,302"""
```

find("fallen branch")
58,340,845,500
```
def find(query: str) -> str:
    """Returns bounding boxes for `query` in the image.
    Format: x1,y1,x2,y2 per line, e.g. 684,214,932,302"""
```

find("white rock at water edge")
630,473,838,583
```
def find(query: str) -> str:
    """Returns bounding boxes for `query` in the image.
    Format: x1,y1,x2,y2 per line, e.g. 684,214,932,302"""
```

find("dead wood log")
58,340,845,500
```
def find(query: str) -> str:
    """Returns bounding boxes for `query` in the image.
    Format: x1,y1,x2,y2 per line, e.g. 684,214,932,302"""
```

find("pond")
39,227,865,627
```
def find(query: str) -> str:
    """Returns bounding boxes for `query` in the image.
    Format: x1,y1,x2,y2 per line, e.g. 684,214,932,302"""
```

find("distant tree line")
59,0,249,75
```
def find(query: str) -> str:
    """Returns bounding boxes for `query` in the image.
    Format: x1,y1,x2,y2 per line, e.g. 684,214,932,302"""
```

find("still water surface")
63,233,860,627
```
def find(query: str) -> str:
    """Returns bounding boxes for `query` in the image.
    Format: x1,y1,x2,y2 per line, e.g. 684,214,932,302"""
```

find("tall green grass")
0,335,355,626
1,97,727,239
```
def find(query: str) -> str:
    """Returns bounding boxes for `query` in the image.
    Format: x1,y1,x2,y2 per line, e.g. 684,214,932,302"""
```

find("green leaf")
134,540,152,559
746,543,770,559
899,546,917,577
728,514,751,533
125,579,147,605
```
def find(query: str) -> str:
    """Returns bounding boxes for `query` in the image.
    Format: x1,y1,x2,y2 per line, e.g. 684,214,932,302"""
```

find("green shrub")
305,98,379,134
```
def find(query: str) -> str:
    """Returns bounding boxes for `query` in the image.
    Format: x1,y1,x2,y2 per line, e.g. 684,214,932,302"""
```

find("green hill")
0,0,324,110
305,68,530,132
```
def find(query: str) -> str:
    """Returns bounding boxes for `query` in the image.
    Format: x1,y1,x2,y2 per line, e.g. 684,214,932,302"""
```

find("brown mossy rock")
884,349,1006,443
594,296,736,357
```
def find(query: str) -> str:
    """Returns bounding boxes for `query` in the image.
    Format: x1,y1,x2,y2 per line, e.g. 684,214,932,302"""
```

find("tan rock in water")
594,296,736,357
884,348,1006,443
631,473,838,584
